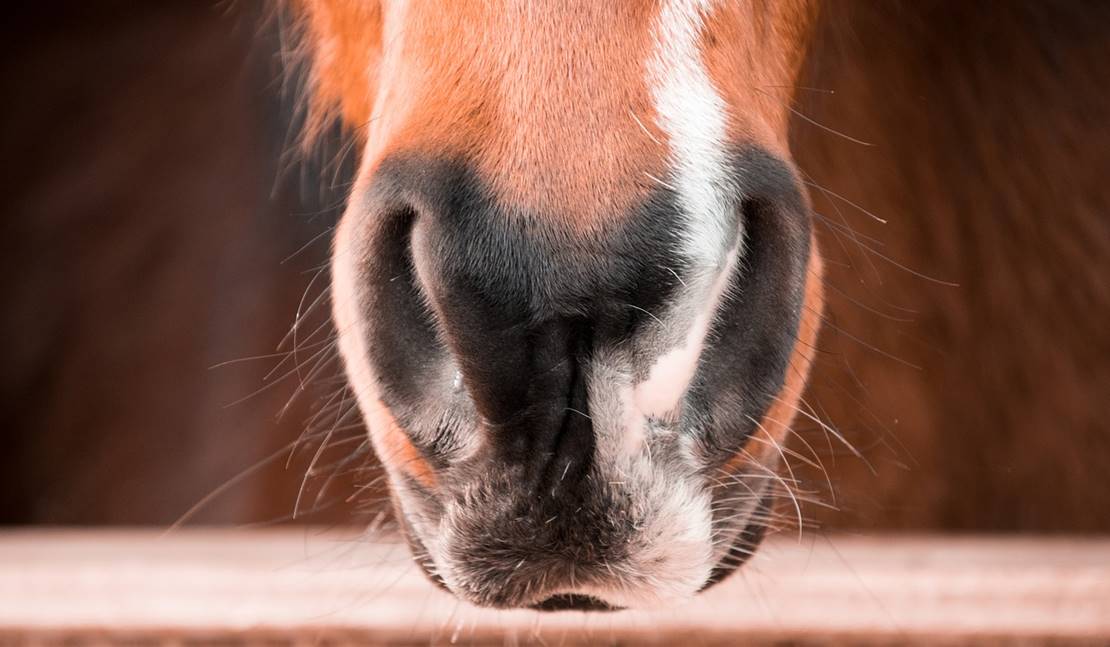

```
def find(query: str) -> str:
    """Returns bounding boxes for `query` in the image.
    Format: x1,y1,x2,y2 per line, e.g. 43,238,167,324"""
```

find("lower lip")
531,593,619,612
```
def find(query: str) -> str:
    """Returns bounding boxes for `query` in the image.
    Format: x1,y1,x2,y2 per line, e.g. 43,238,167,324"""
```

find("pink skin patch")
629,245,740,447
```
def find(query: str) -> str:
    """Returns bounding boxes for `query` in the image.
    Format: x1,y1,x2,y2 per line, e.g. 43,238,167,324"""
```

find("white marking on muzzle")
650,0,733,265
632,0,736,427
635,243,739,419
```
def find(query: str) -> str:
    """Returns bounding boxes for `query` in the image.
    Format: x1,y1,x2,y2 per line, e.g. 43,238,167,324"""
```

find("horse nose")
363,155,687,485
364,157,623,481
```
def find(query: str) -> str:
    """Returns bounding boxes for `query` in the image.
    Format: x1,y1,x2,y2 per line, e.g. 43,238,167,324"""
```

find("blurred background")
0,2,367,526
1,2,1107,533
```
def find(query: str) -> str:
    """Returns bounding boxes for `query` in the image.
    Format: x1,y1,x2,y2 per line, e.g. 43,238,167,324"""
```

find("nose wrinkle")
546,332,593,492
483,318,595,493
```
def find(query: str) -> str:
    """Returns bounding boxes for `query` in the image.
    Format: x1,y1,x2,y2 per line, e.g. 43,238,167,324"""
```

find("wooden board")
1,529,1108,645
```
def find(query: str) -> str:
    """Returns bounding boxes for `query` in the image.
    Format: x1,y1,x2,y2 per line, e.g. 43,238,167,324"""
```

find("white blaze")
650,0,734,265
633,0,737,425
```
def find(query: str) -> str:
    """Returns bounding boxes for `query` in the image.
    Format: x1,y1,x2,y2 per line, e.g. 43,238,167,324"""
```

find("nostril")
359,204,448,406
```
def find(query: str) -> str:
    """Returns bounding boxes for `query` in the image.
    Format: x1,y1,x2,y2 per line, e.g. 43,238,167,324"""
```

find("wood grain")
1,529,1107,645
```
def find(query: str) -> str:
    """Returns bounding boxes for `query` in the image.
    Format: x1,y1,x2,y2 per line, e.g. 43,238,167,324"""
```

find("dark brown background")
796,2,1110,531
1,2,1107,532
0,2,360,526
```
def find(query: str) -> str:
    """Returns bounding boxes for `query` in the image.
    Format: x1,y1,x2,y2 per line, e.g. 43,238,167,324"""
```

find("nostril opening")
360,203,448,407
530,593,619,612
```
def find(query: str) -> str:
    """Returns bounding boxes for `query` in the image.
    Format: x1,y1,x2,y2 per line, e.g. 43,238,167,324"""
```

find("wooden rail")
1,529,1108,645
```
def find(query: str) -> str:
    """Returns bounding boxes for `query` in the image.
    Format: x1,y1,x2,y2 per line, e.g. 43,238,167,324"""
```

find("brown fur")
297,1,665,226
293,1,816,227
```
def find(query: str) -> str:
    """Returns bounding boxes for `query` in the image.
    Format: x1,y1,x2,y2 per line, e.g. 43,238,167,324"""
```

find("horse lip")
530,593,620,612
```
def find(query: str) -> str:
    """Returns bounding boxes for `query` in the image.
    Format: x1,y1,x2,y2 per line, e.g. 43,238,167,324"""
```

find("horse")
290,0,1110,610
